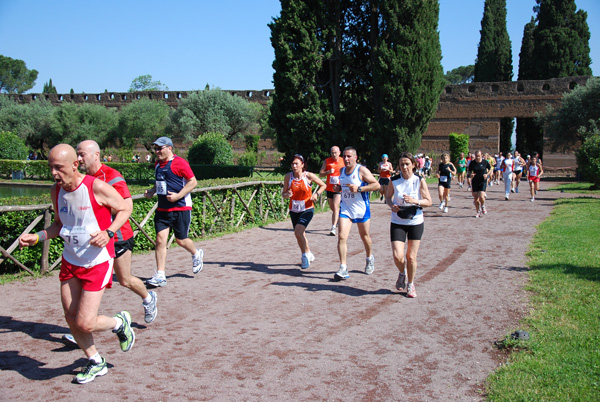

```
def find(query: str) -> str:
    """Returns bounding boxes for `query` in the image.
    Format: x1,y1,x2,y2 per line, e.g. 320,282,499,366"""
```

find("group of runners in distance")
16,138,545,385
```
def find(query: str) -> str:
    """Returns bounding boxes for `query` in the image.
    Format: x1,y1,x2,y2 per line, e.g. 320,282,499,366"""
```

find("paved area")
0,180,566,401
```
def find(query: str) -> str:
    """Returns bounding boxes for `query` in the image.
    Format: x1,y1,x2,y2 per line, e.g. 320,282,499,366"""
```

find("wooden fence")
0,181,286,276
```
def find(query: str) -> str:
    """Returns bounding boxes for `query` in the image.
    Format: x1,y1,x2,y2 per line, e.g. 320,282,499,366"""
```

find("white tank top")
503,158,514,173
391,174,424,226
339,164,370,220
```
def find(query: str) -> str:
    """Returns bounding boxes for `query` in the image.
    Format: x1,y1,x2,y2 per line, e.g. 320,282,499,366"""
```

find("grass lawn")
547,181,600,195
485,196,600,401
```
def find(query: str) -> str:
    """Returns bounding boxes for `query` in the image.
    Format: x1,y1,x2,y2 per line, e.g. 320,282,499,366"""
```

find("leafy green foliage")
575,122,600,188
128,75,168,92
444,65,475,85
188,132,234,165
169,89,257,141
42,78,57,94
448,133,469,162
237,151,257,167
0,131,29,160
0,55,38,94
245,134,260,153
115,99,169,150
49,102,118,148
0,97,54,157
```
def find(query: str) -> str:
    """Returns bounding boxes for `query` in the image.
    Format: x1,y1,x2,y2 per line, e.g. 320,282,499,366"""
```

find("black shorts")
326,190,340,199
438,180,451,189
471,180,487,193
390,222,424,242
155,210,191,240
378,177,390,186
114,237,134,259
290,209,314,228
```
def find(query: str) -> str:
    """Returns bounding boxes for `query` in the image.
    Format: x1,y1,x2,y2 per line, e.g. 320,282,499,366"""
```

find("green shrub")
188,132,234,165
576,121,600,188
448,133,469,162
245,134,260,153
0,131,29,160
237,151,257,167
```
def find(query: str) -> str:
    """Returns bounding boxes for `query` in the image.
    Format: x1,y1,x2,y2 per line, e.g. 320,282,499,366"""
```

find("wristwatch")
357,187,362,192
106,229,115,239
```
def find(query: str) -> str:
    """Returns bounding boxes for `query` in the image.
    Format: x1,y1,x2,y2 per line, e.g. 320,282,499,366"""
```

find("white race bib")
329,176,340,185
440,176,448,182
156,180,167,195
60,225,90,247
291,199,306,213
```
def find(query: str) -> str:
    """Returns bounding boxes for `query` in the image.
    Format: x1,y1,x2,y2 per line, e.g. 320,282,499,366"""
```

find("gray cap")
153,136,173,147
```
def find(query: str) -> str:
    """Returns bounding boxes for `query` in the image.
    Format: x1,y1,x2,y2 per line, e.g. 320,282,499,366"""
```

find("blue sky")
0,0,598,94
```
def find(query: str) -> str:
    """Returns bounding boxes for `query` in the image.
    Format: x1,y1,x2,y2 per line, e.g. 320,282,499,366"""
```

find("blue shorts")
155,210,191,240
340,211,371,223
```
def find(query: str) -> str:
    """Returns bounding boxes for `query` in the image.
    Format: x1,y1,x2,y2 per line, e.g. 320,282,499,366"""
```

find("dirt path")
0,180,568,401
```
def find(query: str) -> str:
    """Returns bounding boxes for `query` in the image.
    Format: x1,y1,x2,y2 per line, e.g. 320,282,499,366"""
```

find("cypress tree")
474,0,513,153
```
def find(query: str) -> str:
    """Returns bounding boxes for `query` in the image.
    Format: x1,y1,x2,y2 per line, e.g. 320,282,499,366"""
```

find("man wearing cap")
377,154,393,201
319,146,345,236
144,137,204,287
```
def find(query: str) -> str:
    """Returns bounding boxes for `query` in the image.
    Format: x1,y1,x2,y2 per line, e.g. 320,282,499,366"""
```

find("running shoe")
488,182,492,187
300,254,310,269
146,274,167,287
365,256,375,275
113,311,135,352
334,266,349,280
438,201,445,210
329,226,337,236
407,283,417,298
511,188,515,193
531,197,535,202
475,210,481,218
516,187,519,193
62,333,77,345
443,206,448,213
395,271,406,292
505,195,509,201
468,186,472,190
143,291,158,324
75,358,108,384
482,205,487,215
192,249,204,274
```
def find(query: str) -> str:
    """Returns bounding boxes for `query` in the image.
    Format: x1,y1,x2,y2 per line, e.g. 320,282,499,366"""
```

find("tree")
0,97,54,157
0,55,38,94
269,0,444,169
187,132,234,165
128,75,168,92
474,0,513,153
115,99,170,150
444,65,475,85
43,78,57,94
168,88,257,142
575,122,600,188
48,103,118,147
0,131,29,160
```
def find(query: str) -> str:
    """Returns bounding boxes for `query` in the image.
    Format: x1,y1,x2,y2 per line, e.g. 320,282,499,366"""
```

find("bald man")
77,140,157,324
319,146,345,236
19,144,135,384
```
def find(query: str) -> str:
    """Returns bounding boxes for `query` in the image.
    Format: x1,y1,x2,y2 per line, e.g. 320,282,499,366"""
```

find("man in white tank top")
332,147,380,280
19,144,135,384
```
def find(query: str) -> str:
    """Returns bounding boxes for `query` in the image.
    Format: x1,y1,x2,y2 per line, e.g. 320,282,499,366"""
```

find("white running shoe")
443,206,448,213
365,256,375,275
329,226,337,236
146,273,167,287
475,210,481,218
143,291,158,324
334,266,349,280
192,249,204,274
531,197,535,202
300,254,310,269
482,205,487,215
438,201,445,210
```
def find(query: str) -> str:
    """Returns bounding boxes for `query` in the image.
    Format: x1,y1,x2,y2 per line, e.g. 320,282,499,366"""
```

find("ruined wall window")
468,86,475,93
45,95,49,100
491,85,499,93
97,94,102,101
177,93,182,99
32,95,37,100
517,84,524,92
59,95,63,101
264,91,270,97
248,91,253,97
149,94,153,99
542,84,550,91
122,94,127,101
136,94,141,100
445,87,452,94
164,93,169,99
569,82,577,90
110,93,115,100
84,95,88,101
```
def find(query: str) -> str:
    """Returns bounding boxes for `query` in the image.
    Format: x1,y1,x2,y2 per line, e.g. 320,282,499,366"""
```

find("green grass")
547,181,600,195
485,197,600,401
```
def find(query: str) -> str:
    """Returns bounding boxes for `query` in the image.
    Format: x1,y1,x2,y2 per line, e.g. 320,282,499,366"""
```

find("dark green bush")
245,134,260,153
188,132,234,165
237,151,257,167
0,131,29,160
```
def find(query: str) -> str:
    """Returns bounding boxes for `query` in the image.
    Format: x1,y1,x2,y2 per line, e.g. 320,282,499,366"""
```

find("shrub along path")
0,180,571,400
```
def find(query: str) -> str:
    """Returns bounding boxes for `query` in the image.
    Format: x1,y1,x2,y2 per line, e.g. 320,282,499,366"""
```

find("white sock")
143,294,152,304
156,271,166,279
340,264,347,270
407,282,414,288
367,255,374,261
113,317,123,331
89,352,102,364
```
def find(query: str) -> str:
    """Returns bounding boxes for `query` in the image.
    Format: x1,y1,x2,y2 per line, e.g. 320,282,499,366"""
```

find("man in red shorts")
77,140,158,323
19,144,135,384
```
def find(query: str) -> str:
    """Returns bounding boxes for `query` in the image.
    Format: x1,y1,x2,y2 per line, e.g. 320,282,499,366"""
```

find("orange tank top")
288,172,314,212
379,161,393,178
325,156,345,192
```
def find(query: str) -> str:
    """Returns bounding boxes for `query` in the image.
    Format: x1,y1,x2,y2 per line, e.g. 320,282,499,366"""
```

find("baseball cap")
382,154,388,159
153,137,173,147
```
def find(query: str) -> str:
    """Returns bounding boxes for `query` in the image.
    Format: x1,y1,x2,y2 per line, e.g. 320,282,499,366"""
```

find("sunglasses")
153,145,168,151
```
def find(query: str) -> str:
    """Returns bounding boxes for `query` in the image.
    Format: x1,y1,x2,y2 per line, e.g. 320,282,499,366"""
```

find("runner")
385,152,432,298
512,151,526,193
423,156,432,178
332,147,380,280
77,140,158,324
494,152,503,185
19,144,135,384
456,152,467,189
437,153,456,214
377,154,394,201
527,156,543,201
281,155,326,270
468,150,491,218
144,137,203,287
500,152,515,200
319,146,345,236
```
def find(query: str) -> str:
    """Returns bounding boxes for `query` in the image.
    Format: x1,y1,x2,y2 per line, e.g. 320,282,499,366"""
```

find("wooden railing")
0,181,285,276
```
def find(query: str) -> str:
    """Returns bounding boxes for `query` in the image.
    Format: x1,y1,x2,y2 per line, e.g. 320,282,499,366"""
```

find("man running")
332,147,380,280
19,144,135,384
77,140,158,323
144,137,203,287
319,146,345,236
377,153,394,200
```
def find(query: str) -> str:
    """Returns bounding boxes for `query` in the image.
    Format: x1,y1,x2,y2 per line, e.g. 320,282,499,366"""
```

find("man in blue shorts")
331,147,380,280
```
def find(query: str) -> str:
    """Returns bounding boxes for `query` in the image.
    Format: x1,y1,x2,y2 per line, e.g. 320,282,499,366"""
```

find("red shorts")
528,176,540,183
59,259,114,291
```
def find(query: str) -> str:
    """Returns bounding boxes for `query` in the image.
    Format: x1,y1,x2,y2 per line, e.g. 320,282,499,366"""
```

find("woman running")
282,155,326,269
378,154,394,201
526,156,543,201
500,152,515,200
456,152,467,189
386,152,432,298
468,150,491,218
437,153,456,213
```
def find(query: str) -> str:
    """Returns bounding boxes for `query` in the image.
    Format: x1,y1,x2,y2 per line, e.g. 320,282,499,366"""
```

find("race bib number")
440,176,448,182
156,180,167,195
60,225,90,247
342,191,356,199
291,199,306,213
329,176,340,185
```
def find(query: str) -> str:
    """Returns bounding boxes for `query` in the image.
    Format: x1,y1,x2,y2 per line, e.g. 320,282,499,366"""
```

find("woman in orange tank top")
282,154,326,270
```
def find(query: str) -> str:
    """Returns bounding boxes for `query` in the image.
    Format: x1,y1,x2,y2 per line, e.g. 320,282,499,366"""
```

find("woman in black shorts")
467,150,491,218
385,152,432,298
437,153,456,214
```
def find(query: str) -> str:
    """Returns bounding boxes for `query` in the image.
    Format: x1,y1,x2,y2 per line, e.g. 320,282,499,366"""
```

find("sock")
407,282,414,288
156,271,166,279
143,294,152,304
113,317,123,331
89,352,102,364
367,255,374,261
340,264,347,270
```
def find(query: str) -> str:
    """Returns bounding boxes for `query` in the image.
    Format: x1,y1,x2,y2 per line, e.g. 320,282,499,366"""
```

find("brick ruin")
5,76,592,176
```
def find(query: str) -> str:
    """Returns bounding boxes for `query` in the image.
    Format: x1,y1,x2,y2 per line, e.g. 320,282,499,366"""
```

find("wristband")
35,230,48,243
33,234,39,246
